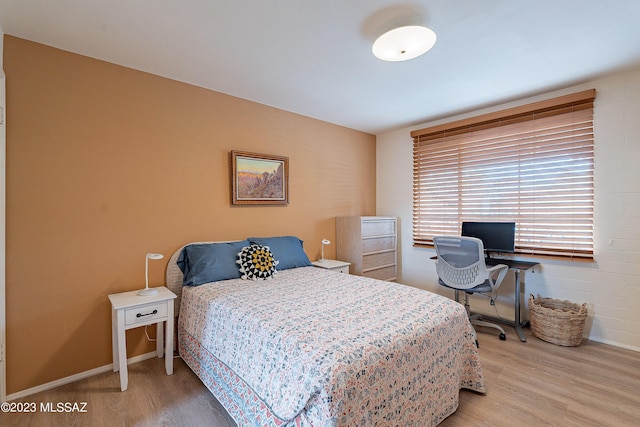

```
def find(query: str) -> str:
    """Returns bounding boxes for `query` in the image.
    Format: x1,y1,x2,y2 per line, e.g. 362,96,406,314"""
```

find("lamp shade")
372,25,437,62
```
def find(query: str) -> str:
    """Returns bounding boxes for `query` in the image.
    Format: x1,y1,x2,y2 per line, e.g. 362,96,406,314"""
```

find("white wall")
377,65,640,351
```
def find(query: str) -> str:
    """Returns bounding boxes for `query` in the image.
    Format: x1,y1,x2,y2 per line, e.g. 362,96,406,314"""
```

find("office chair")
434,236,509,343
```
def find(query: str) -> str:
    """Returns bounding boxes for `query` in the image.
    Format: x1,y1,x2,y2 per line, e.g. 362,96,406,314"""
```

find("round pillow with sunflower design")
237,244,279,280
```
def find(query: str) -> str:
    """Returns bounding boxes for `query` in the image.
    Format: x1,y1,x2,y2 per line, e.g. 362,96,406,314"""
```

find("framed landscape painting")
230,151,289,205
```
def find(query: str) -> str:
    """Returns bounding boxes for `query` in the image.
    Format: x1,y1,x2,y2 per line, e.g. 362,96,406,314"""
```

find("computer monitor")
461,221,516,255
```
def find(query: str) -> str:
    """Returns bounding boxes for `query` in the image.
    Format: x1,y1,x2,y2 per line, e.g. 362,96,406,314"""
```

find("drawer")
125,301,168,326
363,251,396,270
333,265,350,274
363,265,397,281
362,236,395,253
361,220,395,237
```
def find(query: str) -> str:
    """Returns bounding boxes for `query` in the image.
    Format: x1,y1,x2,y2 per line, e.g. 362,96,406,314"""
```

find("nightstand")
311,259,351,274
108,286,177,391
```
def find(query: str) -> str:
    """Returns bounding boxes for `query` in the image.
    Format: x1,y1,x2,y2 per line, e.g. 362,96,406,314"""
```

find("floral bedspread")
178,267,485,426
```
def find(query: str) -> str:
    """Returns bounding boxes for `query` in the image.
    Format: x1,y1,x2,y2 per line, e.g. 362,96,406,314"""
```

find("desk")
484,258,538,342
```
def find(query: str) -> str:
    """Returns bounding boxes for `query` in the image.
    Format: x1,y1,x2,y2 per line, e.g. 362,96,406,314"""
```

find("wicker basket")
528,294,587,347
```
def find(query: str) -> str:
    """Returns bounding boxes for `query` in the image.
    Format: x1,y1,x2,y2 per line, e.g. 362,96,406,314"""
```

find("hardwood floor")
2,328,639,426
442,327,640,427
0,356,236,427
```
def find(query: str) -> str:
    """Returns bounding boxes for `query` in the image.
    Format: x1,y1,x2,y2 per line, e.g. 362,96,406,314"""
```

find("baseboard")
589,337,640,353
6,351,158,401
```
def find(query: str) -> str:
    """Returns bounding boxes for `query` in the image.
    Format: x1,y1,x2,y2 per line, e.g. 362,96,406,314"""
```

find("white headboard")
165,241,243,316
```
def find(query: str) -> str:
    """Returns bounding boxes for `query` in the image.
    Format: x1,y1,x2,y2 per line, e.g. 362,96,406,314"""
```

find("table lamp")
138,253,164,296
319,239,331,262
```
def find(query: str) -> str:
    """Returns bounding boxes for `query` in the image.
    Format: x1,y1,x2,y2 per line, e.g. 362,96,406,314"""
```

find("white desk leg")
156,321,164,358
165,304,174,375
116,310,128,391
112,308,119,373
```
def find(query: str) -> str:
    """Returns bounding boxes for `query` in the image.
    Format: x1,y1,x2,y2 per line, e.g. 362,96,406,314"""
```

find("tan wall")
3,36,376,394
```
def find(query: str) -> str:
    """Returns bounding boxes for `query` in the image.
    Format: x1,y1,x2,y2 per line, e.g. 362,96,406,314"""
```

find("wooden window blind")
412,89,596,259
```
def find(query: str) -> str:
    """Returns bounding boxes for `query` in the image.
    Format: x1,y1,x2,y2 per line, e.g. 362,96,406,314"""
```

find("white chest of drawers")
336,216,398,281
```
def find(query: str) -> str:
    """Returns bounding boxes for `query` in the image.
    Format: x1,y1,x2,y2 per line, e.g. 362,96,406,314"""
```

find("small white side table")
108,286,177,391
311,259,351,274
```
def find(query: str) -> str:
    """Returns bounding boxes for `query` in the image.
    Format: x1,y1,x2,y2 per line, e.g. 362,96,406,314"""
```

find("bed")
166,237,485,426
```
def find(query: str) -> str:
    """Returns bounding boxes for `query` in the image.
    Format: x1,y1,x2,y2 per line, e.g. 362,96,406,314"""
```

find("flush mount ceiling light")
372,25,437,62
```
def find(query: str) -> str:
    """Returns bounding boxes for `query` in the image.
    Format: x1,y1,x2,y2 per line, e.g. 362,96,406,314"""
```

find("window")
412,89,595,259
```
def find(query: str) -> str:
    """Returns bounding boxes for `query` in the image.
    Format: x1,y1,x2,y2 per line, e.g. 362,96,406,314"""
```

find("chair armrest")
486,263,509,289
486,264,508,272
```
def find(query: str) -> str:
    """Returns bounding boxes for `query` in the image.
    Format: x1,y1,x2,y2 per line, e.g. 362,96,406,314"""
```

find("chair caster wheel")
499,333,506,341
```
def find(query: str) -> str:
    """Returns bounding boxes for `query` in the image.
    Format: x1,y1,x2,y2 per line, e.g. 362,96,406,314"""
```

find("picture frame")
230,151,289,205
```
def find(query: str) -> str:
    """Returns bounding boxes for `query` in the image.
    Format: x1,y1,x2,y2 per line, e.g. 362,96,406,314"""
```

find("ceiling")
1,0,640,135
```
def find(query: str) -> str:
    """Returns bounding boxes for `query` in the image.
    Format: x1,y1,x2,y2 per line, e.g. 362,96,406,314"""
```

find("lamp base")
137,287,159,296
317,258,327,263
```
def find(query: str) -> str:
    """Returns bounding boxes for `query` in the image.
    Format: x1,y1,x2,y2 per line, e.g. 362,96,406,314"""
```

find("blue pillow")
177,240,249,286
247,236,312,270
